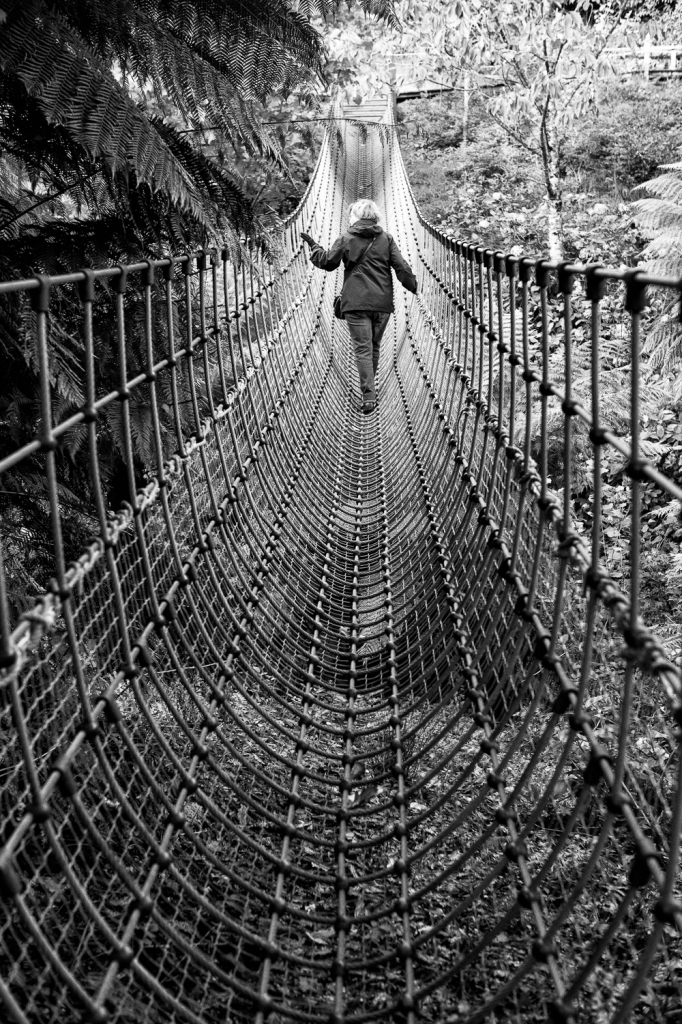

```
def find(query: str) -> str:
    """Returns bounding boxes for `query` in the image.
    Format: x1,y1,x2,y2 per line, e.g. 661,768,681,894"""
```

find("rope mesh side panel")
1,97,681,1024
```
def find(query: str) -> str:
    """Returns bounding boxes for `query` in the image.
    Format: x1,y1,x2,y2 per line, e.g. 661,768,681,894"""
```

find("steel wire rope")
1,94,682,1024
372,108,679,1019
386,297,568,1011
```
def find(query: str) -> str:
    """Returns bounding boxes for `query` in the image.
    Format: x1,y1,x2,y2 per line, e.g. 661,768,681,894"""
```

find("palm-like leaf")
633,159,682,277
0,2,209,219
0,0,398,627
633,155,682,396
0,0,397,251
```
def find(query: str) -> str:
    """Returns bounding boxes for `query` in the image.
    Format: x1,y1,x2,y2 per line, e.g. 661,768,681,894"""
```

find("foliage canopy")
0,0,396,272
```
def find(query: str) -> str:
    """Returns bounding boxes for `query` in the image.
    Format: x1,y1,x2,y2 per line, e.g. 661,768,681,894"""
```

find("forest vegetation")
0,0,394,616
1,9,681,1022
398,75,682,663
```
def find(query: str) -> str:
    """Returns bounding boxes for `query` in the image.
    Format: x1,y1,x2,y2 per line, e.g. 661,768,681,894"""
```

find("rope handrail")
0,93,681,1024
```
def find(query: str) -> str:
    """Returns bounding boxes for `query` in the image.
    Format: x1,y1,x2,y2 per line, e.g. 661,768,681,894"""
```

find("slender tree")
367,0,641,260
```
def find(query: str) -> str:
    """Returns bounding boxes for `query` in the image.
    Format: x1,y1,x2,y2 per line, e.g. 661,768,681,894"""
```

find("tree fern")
0,0,399,271
0,0,397,626
0,2,209,219
633,157,682,279
633,156,682,401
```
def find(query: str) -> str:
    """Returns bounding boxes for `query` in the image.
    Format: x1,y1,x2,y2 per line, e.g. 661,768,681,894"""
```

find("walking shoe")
362,399,376,414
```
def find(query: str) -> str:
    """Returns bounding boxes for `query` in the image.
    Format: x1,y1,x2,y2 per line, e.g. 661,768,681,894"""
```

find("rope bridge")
1,94,681,1024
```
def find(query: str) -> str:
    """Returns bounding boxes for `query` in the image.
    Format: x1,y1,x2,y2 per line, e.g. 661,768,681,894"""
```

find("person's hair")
349,199,381,224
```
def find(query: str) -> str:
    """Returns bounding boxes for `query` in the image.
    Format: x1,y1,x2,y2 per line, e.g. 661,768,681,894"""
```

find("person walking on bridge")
301,200,417,414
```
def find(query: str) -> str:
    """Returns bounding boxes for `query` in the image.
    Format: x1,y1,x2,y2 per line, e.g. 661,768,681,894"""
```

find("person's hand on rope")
300,232,315,246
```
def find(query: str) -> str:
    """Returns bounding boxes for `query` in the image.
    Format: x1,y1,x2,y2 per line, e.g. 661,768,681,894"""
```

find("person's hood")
348,219,384,237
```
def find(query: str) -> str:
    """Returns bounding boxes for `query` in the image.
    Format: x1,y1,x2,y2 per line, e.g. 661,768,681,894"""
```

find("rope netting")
1,95,682,1024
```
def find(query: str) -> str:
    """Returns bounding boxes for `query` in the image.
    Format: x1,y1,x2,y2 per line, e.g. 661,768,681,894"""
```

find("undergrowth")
399,77,682,667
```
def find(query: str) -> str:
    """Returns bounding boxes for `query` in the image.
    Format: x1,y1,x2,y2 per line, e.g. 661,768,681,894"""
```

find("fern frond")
634,160,682,287
649,499,682,523
633,172,682,205
0,2,208,219
55,1,320,148
1,0,399,253
644,317,682,379
104,0,323,82
639,250,682,279
152,118,256,234
122,26,289,160
297,0,399,27
632,197,682,233
658,159,682,172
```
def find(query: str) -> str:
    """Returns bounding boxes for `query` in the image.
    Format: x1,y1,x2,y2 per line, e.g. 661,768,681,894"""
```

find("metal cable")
1,95,681,1024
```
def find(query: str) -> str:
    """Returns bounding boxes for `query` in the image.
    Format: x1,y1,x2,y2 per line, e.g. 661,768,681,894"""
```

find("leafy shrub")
563,79,682,193
401,81,682,653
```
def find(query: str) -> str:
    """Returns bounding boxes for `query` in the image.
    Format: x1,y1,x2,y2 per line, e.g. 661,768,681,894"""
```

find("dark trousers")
345,311,390,401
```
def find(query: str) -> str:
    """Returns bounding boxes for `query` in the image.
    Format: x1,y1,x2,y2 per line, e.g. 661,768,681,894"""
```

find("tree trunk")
540,116,564,262
546,193,563,264
461,72,470,157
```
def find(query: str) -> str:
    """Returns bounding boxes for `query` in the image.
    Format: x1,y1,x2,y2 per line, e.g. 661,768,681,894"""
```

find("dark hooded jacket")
308,219,417,315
